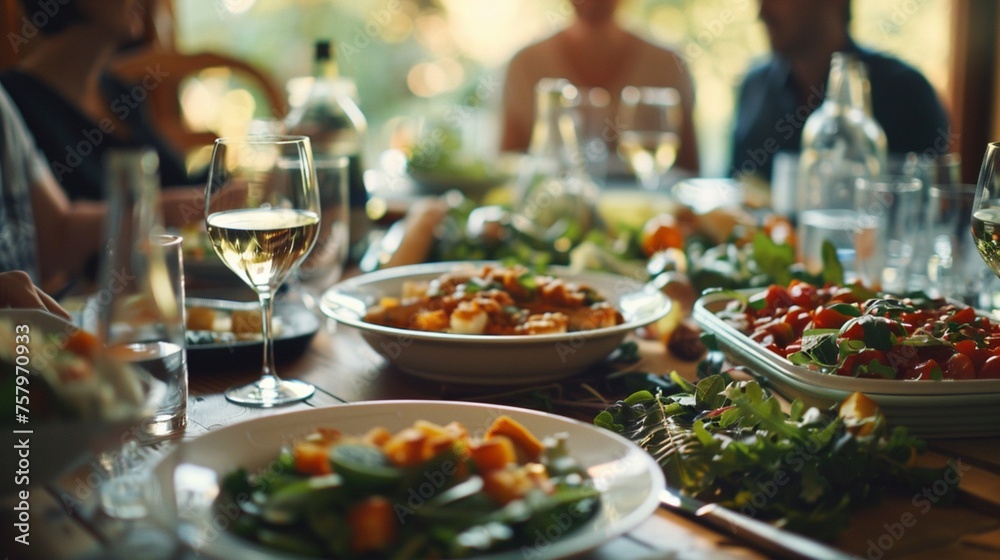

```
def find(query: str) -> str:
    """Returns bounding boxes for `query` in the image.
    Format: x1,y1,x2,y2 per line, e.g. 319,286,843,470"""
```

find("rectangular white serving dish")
693,290,1000,438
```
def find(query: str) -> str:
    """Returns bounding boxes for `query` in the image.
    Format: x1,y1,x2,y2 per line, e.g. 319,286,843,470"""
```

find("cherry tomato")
828,286,863,305
750,320,795,347
782,306,812,334
640,214,685,257
788,281,819,308
949,307,977,325
979,356,1000,379
900,310,929,326
969,348,995,371
812,306,853,330
749,284,792,315
952,339,977,356
942,353,975,380
901,359,941,381
840,349,889,377
840,319,865,341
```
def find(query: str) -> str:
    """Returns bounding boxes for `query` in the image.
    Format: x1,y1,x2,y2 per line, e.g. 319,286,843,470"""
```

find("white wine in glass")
617,86,682,190
972,142,1000,278
205,136,320,407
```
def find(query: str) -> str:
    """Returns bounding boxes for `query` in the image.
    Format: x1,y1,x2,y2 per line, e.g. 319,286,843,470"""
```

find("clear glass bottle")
515,78,599,248
96,149,187,439
90,148,188,519
795,52,887,274
797,52,887,211
285,40,370,259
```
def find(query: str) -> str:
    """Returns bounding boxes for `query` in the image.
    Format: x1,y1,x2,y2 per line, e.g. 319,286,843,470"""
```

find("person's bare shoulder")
506,32,562,76
623,31,694,87
626,30,684,58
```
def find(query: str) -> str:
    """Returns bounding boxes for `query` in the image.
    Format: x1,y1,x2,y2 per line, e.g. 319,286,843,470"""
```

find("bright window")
174,0,952,178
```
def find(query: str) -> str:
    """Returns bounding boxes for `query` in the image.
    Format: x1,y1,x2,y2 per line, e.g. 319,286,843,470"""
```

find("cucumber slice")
328,443,403,492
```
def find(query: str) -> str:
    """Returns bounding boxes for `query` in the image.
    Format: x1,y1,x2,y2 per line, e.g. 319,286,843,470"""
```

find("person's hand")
0,270,72,320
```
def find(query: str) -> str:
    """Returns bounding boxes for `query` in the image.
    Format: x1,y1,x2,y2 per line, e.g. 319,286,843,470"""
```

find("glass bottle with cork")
285,39,370,261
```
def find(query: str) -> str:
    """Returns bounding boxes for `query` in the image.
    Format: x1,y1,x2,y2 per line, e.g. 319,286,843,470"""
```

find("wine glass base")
225,378,315,407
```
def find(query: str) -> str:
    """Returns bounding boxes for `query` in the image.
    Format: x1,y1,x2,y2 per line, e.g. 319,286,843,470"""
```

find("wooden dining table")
8,292,1000,560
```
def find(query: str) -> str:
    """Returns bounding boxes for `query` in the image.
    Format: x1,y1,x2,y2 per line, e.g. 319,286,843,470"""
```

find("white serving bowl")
320,262,671,385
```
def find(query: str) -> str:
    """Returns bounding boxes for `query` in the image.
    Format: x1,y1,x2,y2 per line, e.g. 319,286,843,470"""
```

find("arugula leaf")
722,382,805,443
594,374,950,540
828,303,862,317
820,240,845,285
695,376,728,410
751,231,795,286
797,330,840,366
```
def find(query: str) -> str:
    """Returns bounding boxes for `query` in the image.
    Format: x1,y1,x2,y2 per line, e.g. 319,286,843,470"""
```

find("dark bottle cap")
315,40,331,61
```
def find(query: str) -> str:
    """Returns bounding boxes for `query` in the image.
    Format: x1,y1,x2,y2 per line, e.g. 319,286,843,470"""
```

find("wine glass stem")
259,290,279,382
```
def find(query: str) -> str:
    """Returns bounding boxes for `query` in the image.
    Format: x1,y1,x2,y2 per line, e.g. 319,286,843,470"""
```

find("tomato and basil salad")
719,281,1000,380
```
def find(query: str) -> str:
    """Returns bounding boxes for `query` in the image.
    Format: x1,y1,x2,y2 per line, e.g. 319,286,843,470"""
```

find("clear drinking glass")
204,136,321,406
91,148,185,518
854,175,923,292
616,86,682,190
571,86,613,186
926,184,980,303
972,142,1000,281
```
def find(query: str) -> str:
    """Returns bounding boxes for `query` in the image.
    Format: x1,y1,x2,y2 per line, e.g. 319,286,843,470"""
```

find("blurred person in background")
1,0,198,202
730,0,950,182
500,0,700,175
0,84,104,296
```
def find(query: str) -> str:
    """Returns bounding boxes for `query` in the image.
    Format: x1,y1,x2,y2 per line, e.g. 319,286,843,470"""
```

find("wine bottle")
285,40,370,259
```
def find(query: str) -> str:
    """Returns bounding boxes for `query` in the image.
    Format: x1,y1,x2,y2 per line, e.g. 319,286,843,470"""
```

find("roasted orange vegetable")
293,441,333,475
348,496,399,553
486,416,544,461
839,392,880,437
470,435,516,473
64,329,100,358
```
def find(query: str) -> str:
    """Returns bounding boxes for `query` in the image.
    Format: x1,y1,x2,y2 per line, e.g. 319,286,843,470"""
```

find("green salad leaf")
595,375,953,541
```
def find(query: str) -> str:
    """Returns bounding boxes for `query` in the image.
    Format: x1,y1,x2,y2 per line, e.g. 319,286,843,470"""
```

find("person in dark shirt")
730,0,950,182
1,0,196,202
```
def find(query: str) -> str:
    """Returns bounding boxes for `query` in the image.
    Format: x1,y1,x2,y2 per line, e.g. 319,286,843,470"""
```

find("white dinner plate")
319,262,671,385
693,290,1000,438
149,400,665,560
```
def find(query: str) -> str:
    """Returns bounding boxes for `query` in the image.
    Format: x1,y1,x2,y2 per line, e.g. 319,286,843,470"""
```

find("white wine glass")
205,136,320,406
972,142,1000,279
616,86,682,191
